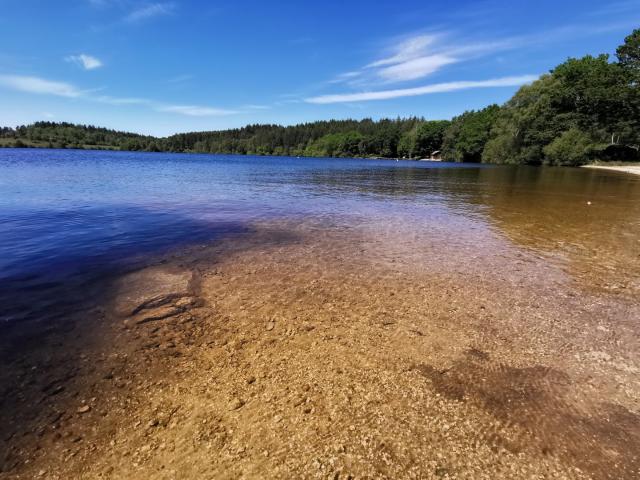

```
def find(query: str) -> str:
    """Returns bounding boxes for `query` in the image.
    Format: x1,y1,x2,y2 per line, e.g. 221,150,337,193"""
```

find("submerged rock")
134,305,184,324
112,267,195,318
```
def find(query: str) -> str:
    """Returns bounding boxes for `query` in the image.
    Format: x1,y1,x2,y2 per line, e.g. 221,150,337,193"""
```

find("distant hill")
0,122,157,151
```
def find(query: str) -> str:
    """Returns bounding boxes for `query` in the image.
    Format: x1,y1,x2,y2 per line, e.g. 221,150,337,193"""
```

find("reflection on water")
1,148,639,328
302,164,640,294
469,167,640,293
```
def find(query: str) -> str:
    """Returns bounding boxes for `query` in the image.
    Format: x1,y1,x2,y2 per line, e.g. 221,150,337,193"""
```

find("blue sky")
0,0,638,136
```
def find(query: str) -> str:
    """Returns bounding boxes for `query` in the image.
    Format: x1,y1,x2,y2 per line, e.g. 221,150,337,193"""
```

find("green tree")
442,105,500,162
397,129,416,158
542,128,595,166
414,120,450,158
484,30,640,165
484,73,578,165
617,28,640,72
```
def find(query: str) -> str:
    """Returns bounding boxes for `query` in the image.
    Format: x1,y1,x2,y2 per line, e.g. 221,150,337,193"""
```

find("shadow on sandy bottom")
0,205,258,326
0,212,302,475
417,349,640,480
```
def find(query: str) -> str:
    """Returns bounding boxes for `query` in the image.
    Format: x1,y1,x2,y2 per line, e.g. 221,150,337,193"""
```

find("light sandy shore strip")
583,164,640,176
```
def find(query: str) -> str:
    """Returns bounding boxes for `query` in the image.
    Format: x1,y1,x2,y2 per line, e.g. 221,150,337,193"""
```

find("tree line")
2,29,638,166
0,122,159,151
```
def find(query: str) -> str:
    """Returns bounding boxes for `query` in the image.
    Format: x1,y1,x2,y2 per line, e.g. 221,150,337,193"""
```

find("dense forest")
0,118,437,159
1,29,638,165
0,123,158,151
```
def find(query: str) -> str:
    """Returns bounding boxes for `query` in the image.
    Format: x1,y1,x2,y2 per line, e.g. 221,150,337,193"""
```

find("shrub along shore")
2,29,638,167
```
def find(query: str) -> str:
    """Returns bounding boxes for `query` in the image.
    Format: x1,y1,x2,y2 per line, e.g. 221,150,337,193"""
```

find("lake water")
1,148,640,327
3,147,640,479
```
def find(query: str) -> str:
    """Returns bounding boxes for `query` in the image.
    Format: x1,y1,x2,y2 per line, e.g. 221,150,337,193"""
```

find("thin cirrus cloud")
0,74,235,117
158,105,238,116
305,75,538,104
167,74,194,84
331,32,521,86
66,54,103,70
346,33,461,85
241,104,271,110
327,71,362,84
343,17,639,87
0,74,83,97
376,54,458,82
124,2,176,23
367,34,439,69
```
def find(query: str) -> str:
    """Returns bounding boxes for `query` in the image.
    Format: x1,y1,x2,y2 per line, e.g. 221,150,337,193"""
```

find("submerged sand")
1,218,639,480
583,164,640,176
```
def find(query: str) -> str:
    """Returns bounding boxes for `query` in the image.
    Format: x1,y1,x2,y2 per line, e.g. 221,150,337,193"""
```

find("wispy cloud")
95,95,150,106
66,54,103,70
0,74,236,117
377,54,457,82
326,15,636,89
157,105,237,116
305,75,538,104
328,71,362,84
241,104,271,110
331,32,510,86
167,74,194,84
124,2,175,23
367,34,439,68
0,74,83,97
86,1,176,30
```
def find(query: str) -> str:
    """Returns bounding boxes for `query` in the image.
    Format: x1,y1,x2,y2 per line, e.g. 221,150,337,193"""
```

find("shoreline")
0,144,405,161
583,164,640,176
3,146,639,171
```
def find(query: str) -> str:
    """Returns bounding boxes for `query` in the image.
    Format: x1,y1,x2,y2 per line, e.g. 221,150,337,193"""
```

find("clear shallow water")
0,149,483,281
1,148,640,324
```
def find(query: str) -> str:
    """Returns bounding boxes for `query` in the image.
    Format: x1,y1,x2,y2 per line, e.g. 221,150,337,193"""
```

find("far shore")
583,164,640,176
4,145,640,173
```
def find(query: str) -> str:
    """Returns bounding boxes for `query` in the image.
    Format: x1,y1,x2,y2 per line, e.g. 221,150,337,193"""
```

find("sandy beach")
583,164,640,176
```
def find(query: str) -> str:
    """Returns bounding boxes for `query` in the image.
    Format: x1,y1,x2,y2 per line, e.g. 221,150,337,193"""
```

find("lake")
2,148,639,327
2,148,640,479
